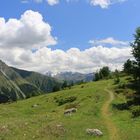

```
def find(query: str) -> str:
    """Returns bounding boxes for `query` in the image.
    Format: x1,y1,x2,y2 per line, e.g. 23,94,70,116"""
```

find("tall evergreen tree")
123,59,134,74
94,72,100,81
94,66,111,81
131,27,140,80
62,80,68,89
99,66,110,78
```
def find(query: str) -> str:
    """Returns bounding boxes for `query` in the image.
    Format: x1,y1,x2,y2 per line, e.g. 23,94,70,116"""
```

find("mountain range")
51,72,94,83
0,60,94,103
0,60,61,103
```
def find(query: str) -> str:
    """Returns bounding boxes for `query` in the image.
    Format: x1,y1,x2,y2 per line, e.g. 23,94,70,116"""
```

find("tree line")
94,27,140,84
124,27,140,82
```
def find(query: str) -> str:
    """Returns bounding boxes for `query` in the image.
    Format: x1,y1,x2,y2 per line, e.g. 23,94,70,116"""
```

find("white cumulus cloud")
90,0,111,8
0,46,132,74
47,0,59,5
89,37,129,46
90,0,127,8
0,10,57,50
21,0,127,8
0,10,132,74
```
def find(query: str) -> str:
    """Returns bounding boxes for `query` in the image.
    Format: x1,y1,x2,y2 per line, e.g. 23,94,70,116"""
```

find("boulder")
64,108,77,115
86,128,103,136
31,104,39,108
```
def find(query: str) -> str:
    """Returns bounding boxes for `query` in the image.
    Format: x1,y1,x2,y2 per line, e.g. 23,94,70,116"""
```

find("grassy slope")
110,76,140,140
0,78,139,140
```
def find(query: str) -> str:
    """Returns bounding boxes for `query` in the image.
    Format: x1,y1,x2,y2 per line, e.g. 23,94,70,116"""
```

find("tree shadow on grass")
112,97,140,111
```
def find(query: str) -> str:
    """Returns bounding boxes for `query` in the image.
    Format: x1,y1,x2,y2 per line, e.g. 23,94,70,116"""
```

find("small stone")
64,108,77,115
86,128,103,136
32,104,39,108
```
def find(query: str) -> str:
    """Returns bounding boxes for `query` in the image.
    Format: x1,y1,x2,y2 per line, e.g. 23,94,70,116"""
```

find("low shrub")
114,77,120,84
125,77,133,81
55,96,77,106
118,82,126,89
112,102,129,110
115,89,124,94
130,106,140,118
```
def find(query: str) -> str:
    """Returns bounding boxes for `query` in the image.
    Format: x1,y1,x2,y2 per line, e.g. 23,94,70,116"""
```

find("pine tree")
131,27,140,80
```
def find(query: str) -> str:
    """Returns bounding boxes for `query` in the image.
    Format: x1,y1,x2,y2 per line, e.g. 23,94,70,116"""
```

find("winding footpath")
101,88,120,140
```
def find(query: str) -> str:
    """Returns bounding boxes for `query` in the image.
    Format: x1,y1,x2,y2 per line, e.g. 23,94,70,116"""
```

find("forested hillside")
0,60,61,103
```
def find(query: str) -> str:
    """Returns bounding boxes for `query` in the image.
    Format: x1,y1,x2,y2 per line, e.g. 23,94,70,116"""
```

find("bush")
118,82,126,89
115,89,124,94
55,96,77,106
130,106,140,118
125,77,133,81
114,77,120,84
112,102,129,110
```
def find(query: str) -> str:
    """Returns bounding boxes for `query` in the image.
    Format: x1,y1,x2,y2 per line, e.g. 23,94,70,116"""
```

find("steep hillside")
0,60,61,103
0,60,39,102
13,67,62,93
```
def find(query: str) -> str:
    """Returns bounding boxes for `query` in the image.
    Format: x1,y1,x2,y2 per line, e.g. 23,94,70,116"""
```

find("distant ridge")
0,60,61,103
52,71,94,83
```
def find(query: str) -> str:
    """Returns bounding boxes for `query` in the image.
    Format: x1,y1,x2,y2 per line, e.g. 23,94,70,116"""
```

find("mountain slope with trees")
0,60,61,103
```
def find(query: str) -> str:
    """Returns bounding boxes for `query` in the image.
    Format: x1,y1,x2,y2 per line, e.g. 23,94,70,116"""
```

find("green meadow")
0,78,139,140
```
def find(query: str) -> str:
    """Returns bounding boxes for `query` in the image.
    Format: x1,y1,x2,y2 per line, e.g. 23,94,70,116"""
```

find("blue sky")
0,0,138,73
0,0,140,50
